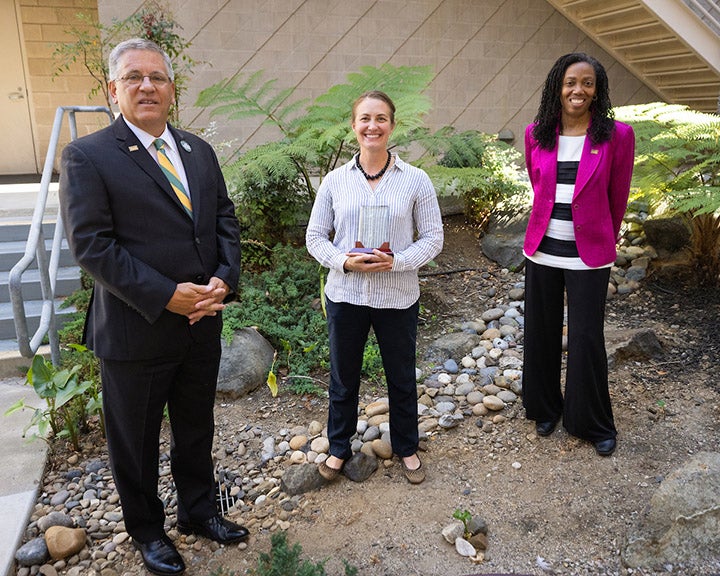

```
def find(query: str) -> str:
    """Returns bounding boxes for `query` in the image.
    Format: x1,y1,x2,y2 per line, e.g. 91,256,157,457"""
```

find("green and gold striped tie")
153,138,192,218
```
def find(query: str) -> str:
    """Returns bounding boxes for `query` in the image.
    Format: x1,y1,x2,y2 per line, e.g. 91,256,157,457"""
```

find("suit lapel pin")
128,145,139,152
180,140,192,152
591,149,599,154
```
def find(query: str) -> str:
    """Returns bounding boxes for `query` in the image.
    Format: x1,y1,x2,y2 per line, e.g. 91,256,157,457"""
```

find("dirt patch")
35,215,720,576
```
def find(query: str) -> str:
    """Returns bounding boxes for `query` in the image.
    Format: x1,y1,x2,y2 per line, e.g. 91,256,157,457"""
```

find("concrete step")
0,343,52,377
0,267,82,301
0,219,62,244
0,182,59,219
0,300,77,341
0,238,76,271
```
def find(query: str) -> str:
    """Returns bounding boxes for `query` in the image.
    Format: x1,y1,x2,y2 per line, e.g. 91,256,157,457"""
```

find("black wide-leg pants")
522,259,616,442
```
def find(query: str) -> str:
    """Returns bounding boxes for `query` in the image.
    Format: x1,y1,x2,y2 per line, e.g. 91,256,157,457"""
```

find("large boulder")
217,327,275,398
642,216,691,256
622,451,720,569
424,332,482,363
481,205,530,271
605,327,664,369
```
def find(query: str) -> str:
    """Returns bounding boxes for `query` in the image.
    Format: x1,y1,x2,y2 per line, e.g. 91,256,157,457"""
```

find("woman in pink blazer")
522,53,635,456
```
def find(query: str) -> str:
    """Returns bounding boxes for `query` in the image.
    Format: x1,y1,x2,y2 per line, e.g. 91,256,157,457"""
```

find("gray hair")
108,38,174,82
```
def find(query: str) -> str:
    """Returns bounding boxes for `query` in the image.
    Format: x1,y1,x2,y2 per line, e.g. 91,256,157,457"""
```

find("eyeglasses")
116,73,172,87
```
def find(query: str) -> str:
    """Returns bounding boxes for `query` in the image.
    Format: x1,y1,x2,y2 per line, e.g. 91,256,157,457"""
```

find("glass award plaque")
351,205,392,254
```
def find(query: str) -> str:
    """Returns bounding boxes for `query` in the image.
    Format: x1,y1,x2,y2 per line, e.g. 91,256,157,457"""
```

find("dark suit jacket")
523,121,635,268
60,116,241,361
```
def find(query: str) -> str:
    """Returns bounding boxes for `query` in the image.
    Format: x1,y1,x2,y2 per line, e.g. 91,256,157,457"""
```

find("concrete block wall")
18,0,109,170
95,0,659,157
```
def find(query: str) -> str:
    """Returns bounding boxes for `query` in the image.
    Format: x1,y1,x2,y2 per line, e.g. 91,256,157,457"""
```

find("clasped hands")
166,276,230,325
343,249,393,273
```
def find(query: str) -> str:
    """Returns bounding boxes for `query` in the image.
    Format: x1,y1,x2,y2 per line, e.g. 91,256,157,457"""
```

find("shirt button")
195,237,201,244
195,275,204,282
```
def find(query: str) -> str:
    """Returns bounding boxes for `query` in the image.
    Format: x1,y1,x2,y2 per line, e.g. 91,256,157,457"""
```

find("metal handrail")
9,106,114,366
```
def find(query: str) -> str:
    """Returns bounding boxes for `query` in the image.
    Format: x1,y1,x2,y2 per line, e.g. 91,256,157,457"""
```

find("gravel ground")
19,216,720,576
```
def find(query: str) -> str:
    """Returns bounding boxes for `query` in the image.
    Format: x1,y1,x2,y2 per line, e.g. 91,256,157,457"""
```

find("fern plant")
614,102,720,285
197,64,434,198
417,128,528,229
197,64,434,252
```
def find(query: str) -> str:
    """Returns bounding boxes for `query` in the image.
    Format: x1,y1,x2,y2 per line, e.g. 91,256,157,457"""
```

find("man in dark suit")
60,38,245,576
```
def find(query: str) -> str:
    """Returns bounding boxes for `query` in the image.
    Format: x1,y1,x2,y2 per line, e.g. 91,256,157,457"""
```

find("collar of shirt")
122,117,177,155
121,117,190,192
346,152,406,174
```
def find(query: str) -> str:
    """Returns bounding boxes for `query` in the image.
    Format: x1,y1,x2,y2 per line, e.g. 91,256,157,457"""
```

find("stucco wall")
97,1,657,158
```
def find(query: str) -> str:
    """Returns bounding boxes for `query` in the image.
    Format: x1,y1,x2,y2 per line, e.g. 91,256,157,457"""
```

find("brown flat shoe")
401,457,426,484
318,460,343,481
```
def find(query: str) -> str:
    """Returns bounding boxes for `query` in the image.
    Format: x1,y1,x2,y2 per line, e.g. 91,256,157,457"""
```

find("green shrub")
419,129,529,229
614,102,720,284
252,531,358,576
223,244,328,380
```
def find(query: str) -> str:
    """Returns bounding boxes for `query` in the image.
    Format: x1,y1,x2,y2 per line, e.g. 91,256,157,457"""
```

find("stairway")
0,180,81,374
546,0,720,114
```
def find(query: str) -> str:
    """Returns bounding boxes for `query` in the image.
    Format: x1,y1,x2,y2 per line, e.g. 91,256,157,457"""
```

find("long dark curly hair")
532,52,615,150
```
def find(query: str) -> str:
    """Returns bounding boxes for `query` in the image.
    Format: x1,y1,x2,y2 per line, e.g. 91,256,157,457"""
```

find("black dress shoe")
177,515,249,544
594,438,617,456
133,536,185,576
535,420,558,437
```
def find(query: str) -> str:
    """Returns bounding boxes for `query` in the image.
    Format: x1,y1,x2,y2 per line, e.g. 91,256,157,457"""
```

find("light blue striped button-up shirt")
306,154,444,309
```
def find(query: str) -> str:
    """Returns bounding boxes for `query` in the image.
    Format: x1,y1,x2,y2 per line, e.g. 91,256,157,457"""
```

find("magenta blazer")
523,121,635,268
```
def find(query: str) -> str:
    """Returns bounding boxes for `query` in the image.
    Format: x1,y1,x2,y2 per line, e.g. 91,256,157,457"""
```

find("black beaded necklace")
355,150,391,180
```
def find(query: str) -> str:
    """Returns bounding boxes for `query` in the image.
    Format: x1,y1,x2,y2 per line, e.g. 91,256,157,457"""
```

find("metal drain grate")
215,466,237,516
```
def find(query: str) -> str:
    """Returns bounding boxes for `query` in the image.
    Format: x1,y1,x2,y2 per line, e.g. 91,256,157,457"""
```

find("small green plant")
285,376,327,397
5,354,96,451
253,531,357,576
453,508,472,538
361,333,385,386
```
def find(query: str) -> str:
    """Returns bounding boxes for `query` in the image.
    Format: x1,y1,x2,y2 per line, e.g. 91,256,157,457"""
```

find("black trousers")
326,298,420,460
522,259,616,442
100,337,220,542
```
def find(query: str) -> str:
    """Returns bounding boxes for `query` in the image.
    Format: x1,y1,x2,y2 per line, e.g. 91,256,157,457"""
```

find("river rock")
343,452,378,482
15,538,49,566
280,463,325,495
37,512,75,532
309,436,329,454
442,522,465,543
482,395,505,411
370,438,393,459
45,526,86,560
455,537,477,557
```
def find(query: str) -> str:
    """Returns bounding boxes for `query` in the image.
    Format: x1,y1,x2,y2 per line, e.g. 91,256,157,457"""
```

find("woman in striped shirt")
306,91,443,484
522,53,635,457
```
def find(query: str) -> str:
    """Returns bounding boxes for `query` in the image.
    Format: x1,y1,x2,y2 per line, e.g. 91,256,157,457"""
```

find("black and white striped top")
525,135,611,271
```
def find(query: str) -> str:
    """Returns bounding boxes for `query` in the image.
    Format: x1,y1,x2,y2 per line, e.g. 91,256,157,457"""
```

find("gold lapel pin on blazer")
591,149,599,154
128,145,139,152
